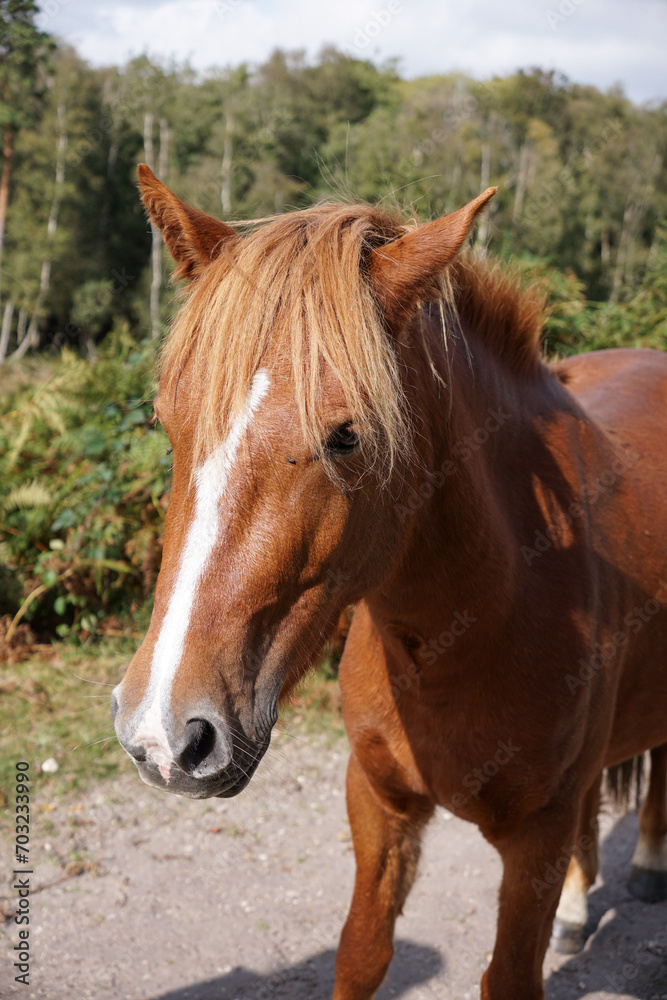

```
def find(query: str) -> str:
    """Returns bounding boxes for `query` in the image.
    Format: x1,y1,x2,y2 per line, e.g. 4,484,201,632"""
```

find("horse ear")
137,164,239,281
369,187,497,327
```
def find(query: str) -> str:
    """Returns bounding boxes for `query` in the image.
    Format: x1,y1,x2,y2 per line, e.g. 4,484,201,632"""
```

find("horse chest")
341,648,559,824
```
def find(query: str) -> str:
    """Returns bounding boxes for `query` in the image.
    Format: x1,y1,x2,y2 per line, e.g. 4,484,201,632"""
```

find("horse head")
111,166,495,798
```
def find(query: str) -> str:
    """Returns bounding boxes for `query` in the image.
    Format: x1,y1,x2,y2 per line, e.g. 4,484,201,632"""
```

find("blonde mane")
160,200,546,472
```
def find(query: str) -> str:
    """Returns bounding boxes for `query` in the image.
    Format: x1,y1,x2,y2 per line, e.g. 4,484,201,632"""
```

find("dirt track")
2,727,666,1000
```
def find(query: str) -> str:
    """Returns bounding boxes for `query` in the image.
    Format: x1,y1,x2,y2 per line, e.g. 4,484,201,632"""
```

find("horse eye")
324,422,360,458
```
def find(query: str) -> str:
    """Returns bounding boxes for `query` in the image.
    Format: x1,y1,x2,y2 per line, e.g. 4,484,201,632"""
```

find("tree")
0,40,664,362
0,0,53,320
116,56,176,337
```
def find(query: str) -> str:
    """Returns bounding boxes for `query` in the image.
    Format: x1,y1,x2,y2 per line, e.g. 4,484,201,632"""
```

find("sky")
38,0,667,104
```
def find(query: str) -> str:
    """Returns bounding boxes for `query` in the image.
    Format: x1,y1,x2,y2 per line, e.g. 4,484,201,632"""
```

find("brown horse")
111,164,667,1000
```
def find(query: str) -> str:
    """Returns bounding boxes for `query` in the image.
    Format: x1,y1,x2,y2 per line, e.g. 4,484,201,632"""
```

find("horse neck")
370,311,572,637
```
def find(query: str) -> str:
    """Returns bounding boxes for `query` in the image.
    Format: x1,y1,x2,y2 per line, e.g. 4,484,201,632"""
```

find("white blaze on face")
131,370,270,781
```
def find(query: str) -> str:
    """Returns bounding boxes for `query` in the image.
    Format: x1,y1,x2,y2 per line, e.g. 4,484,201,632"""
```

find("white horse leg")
551,775,600,954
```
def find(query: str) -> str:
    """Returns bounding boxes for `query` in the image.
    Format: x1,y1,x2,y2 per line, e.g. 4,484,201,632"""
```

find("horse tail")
605,754,645,810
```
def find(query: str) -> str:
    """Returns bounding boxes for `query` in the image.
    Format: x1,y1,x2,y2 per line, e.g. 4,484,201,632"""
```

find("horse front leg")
551,773,601,954
332,752,434,1000
481,797,580,1000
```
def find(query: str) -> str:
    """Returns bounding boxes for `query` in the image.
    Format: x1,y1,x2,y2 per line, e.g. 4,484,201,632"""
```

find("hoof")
550,918,587,955
627,865,667,903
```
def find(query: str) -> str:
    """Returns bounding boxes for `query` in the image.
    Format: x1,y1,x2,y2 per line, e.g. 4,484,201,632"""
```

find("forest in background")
1,0,666,645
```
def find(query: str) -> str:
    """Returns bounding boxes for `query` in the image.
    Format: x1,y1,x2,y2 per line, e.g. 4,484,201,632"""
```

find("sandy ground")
1,726,666,1000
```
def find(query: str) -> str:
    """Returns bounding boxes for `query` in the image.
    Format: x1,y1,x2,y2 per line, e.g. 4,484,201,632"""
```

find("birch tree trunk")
144,111,158,338
601,226,611,264
143,111,154,171
144,112,169,339
221,107,233,215
15,306,26,347
99,139,119,237
14,106,68,360
0,127,15,311
512,142,531,225
476,141,492,248
158,118,169,182
0,299,14,364
610,195,642,303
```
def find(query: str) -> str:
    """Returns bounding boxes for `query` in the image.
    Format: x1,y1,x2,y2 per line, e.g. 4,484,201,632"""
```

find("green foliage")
581,234,667,352
518,228,667,357
0,322,170,637
0,0,54,132
515,256,594,356
70,279,114,338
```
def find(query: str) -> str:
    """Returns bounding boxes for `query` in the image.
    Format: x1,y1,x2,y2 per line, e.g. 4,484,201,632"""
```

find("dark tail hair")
605,754,645,810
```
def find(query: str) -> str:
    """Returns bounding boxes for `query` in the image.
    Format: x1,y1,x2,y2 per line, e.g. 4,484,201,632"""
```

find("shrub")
0,322,170,642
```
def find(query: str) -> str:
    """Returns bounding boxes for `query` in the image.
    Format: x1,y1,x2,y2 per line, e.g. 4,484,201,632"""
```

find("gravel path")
2,726,666,1000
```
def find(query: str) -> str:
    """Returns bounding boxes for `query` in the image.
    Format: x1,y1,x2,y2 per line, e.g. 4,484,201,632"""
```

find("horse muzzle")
111,688,272,799
132,752,263,799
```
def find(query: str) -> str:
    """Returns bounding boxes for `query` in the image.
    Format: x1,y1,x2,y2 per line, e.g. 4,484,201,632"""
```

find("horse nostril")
177,718,218,775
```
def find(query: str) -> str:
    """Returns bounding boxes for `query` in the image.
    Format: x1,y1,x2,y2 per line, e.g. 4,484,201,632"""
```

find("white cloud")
41,0,667,102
